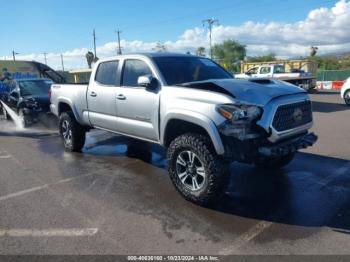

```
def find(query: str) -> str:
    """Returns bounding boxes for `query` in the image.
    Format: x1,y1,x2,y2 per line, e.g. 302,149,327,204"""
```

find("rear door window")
95,61,119,86
260,67,271,74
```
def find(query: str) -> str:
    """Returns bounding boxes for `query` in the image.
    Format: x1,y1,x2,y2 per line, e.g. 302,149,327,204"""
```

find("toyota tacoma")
50,53,317,205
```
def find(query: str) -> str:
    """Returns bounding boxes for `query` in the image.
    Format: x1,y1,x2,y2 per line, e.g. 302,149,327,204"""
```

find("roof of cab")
98,52,197,62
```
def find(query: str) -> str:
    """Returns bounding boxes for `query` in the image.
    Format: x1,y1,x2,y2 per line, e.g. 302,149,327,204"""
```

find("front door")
87,60,119,131
116,59,160,142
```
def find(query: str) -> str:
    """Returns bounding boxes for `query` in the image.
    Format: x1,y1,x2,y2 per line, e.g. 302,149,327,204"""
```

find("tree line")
196,40,350,72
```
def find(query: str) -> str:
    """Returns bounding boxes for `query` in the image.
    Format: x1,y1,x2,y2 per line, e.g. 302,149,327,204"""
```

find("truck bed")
50,83,89,124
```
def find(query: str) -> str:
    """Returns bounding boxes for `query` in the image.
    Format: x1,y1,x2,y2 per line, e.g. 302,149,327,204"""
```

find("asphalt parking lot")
0,90,350,255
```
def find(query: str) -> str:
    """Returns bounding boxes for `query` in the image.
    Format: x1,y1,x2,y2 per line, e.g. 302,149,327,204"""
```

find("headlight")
216,104,262,122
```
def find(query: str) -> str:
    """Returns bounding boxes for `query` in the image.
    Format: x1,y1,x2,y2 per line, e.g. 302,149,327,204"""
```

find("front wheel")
344,90,350,106
59,112,86,152
167,133,229,206
255,152,295,169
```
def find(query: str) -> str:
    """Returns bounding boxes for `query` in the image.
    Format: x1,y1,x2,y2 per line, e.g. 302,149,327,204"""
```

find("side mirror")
138,75,158,89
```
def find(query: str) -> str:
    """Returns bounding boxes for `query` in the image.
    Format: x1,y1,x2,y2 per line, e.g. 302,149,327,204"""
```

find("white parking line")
219,221,273,255
0,150,11,159
0,184,49,201
0,228,98,237
0,174,93,202
239,221,273,242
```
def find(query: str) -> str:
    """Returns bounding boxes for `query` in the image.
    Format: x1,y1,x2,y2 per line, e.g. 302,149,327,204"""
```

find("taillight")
48,88,52,99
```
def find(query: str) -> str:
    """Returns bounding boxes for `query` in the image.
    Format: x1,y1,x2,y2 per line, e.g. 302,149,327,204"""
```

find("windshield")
153,56,232,85
19,80,53,96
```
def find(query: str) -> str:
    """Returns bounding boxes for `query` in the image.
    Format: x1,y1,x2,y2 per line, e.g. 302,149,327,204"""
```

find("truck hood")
180,78,306,106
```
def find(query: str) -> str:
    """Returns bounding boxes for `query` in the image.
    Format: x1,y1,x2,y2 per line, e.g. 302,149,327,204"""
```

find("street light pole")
43,52,48,65
12,51,19,61
60,54,65,71
202,18,219,59
93,29,97,59
115,29,122,55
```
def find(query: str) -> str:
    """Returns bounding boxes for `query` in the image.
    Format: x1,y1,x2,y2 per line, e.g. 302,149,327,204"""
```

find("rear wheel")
59,112,86,152
344,90,350,106
167,133,229,206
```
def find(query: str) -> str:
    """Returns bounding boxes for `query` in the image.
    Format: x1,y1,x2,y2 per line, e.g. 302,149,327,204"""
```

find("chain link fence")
317,70,350,81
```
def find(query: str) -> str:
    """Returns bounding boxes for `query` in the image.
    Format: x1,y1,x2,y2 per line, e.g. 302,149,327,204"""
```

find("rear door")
258,66,273,78
87,60,119,131
115,59,160,142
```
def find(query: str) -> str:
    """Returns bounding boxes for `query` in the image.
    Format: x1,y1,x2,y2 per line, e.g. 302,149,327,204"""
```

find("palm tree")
196,47,206,56
86,51,95,69
310,46,318,57
152,42,167,53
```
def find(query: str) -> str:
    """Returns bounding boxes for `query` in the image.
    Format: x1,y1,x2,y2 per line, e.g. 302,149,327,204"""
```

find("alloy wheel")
176,150,206,191
61,120,73,145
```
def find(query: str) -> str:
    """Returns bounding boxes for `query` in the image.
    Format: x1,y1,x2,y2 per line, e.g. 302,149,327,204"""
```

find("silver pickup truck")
50,53,317,205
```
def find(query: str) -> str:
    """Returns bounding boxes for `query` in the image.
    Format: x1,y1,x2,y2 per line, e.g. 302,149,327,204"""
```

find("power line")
120,0,334,33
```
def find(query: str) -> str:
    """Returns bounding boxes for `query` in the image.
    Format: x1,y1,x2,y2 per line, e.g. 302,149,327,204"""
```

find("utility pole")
12,51,19,61
43,52,48,65
202,18,219,59
60,54,65,71
93,29,97,59
115,29,122,55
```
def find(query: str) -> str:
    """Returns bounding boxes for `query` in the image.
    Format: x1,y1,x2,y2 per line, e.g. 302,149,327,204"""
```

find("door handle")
90,92,97,97
116,94,126,100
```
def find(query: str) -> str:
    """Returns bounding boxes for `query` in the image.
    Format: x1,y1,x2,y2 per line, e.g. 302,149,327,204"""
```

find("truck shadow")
312,101,349,113
217,153,350,232
82,134,350,232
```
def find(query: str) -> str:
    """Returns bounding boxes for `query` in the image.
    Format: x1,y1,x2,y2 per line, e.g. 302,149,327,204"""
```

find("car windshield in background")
19,80,53,96
153,56,233,86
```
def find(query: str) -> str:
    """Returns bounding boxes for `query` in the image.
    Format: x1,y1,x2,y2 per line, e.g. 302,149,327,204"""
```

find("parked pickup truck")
50,53,317,206
1,78,53,126
235,64,315,90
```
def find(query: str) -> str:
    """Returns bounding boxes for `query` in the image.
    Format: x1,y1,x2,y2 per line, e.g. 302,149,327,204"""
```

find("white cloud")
4,0,350,70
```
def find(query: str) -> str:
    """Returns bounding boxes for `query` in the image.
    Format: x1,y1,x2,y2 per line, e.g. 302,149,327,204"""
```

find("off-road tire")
167,133,229,206
255,152,295,169
59,112,86,152
344,90,350,106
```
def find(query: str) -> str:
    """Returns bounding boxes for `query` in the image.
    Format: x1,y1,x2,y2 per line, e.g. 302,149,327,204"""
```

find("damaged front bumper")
258,132,318,157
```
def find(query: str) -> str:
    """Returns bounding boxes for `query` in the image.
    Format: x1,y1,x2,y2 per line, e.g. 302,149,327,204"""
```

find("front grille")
272,101,312,132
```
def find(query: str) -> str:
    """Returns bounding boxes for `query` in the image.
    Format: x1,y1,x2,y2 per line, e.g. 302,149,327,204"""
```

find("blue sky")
1,0,348,69
0,0,336,56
